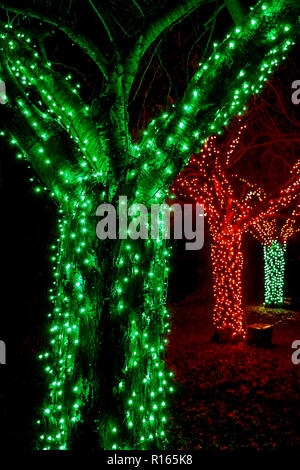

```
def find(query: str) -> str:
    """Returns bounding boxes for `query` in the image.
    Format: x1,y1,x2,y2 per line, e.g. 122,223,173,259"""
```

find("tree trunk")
37,195,172,450
210,232,247,342
263,241,286,307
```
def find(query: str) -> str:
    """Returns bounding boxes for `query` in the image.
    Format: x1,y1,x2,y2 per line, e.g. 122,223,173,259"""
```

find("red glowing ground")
166,296,300,450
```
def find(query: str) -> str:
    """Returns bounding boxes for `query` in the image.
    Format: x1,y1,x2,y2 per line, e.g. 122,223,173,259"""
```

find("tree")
0,0,300,450
251,206,300,306
171,78,300,342
248,77,300,306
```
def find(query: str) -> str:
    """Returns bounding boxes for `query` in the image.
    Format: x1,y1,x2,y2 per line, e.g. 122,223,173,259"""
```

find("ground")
166,295,300,450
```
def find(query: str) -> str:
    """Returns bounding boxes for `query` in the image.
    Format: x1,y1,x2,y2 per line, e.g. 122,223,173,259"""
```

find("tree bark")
37,194,171,450
225,0,247,25
210,231,247,342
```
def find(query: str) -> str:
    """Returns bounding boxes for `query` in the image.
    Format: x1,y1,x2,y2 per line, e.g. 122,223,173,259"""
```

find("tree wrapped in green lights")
264,240,286,305
251,206,300,306
0,0,300,450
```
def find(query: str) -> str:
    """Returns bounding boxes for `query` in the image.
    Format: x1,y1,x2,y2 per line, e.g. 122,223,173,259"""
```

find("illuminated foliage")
0,0,300,449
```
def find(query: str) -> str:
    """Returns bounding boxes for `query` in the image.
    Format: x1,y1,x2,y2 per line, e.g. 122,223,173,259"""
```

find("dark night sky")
0,145,55,449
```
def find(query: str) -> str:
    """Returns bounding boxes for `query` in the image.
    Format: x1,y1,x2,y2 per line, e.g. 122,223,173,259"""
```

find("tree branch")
88,0,119,51
0,55,84,206
1,27,109,178
0,1,109,77
135,0,300,202
123,0,216,95
225,0,248,25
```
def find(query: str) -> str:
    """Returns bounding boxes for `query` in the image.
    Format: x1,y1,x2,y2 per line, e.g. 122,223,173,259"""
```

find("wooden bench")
247,323,273,347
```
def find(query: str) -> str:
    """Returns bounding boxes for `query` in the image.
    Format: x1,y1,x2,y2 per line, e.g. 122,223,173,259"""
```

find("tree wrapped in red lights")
171,80,300,341
251,203,300,306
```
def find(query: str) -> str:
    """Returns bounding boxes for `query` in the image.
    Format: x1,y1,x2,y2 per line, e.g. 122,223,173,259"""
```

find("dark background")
0,146,55,449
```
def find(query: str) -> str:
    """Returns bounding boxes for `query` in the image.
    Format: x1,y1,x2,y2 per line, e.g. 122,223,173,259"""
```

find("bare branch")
123,0,217,94
88,0,119,50
131,0,145,18
225,0,248,25
0,1,109,77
